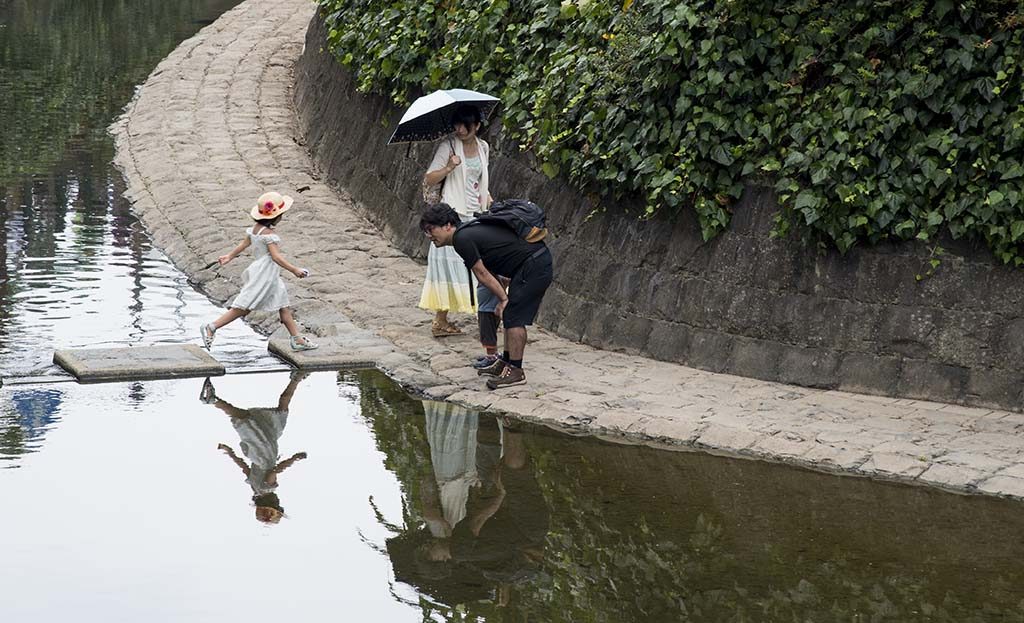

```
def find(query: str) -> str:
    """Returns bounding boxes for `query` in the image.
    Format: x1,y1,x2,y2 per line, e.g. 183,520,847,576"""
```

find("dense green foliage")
320,0,1024,261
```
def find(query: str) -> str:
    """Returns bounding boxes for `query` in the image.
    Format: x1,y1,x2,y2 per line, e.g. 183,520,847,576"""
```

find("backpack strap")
455,220,483,308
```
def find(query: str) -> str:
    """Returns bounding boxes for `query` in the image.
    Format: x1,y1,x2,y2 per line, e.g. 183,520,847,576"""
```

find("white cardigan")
428,136,490,218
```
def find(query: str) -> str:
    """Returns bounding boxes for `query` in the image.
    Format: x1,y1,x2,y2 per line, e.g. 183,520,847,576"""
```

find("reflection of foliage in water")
523,451,716,621
0,388,63,465
0,0,244,373
0,0,241,187
352,371,1024,622
515,449,1024,623
350,371,432,530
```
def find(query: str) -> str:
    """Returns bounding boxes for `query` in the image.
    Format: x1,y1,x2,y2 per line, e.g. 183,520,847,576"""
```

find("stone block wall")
295,13,1024,410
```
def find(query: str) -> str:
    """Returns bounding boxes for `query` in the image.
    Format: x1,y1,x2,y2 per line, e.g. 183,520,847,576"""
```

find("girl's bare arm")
272,451,307,474
219,236,251,265
267,242,306,278
217,443,251,476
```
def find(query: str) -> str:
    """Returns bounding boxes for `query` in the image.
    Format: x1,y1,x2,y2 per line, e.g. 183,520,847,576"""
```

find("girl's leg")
212,308,248,330
202,308,248,348
281,308,318,350
280,307,300,337
434,310,449,326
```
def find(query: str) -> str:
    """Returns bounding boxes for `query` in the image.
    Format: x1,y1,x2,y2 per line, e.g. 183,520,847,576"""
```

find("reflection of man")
420,203,553,390
200,371,309,524
387,402,549,607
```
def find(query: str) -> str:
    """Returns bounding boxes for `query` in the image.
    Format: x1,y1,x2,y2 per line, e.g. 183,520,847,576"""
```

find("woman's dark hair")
451,104,482,128
420,203,462,232
254,214,282,227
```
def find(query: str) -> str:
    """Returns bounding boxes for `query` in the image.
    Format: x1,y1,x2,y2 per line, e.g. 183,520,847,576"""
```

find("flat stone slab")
268,336,382,370
53,345,225,382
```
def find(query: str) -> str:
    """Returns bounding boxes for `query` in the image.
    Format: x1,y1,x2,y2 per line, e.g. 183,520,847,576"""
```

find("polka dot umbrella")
387,88,500,144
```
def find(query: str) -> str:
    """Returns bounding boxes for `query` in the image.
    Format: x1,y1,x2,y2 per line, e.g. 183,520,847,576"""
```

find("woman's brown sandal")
431,320,463,338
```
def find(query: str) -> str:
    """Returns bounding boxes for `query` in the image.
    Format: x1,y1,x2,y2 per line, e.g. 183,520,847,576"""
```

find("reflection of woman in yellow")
386,402,548,607
200,372,309,524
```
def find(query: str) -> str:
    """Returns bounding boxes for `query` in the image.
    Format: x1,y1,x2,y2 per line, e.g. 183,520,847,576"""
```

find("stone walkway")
111,0,1024,500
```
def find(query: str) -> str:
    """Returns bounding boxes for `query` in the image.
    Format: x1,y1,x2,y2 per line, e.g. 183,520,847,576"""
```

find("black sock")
509,359,523,369
502,351,510,362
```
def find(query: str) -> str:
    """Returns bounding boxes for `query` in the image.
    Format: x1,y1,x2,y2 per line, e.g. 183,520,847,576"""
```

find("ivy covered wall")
319,0,1024,263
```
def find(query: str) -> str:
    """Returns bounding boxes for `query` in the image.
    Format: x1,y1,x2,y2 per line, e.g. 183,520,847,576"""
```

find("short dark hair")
420,203,462,232
451,104,482,128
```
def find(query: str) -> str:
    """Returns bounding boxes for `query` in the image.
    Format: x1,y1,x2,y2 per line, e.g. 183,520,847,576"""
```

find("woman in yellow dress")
419,105,492,337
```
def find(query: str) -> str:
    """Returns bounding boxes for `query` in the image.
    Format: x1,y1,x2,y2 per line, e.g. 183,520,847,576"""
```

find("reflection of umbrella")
388,89,500,145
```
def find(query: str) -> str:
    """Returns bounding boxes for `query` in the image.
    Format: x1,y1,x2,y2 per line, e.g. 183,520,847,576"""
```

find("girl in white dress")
200,191,318,351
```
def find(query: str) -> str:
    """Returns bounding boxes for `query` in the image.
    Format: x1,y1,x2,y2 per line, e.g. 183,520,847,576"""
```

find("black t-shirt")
452,223,545,278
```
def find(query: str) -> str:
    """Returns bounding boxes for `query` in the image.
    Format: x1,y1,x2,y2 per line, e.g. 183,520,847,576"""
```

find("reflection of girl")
200,372,308,524
419,105,493,339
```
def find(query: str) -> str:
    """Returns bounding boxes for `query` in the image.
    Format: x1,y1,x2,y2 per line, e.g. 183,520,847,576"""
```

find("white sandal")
290,335,318,351
200,324,216,349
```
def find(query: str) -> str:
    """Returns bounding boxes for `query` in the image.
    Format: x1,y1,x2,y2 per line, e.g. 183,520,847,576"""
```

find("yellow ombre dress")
419,243,477,312
418,137,490,314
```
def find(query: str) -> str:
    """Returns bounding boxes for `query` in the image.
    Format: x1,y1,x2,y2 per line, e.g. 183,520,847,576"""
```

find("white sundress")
231,228,290,312
231,407,289,495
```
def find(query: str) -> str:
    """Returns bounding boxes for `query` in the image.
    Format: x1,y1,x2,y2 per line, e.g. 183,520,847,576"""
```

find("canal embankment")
111,0,1024,500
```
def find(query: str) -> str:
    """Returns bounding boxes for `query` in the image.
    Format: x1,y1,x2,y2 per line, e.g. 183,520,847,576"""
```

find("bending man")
420,203,553,389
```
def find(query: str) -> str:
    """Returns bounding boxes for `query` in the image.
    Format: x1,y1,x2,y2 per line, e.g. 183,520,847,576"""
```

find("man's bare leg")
505,326,527,361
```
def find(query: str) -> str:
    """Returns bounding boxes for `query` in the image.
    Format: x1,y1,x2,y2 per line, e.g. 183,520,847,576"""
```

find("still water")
1,370,1022,621
0,0,278,378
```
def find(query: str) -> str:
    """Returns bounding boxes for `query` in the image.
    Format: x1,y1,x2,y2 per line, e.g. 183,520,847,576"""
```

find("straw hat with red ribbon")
250,191,294,220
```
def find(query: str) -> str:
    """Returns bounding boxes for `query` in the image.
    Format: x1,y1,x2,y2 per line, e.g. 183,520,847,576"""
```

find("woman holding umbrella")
418,104,494,338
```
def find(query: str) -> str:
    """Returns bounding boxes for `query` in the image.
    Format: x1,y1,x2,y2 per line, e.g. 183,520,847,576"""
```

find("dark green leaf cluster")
319,0,1024,259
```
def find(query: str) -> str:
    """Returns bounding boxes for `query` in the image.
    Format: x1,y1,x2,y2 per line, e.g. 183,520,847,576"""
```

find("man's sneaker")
477,358,507,377
486,365,526,390
472,354,498,369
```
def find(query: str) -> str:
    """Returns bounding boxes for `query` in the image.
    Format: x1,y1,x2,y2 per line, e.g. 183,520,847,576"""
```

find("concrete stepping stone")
268,336,384,370
53,345,225,382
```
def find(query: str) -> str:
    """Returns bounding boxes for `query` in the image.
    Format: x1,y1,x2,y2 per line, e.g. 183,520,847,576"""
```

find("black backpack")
473,199,548,242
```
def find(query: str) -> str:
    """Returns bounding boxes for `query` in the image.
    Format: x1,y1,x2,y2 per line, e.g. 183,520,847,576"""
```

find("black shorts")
503,248,553,329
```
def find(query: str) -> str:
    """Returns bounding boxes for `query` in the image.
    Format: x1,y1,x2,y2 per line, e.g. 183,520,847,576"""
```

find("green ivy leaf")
794,191,817,210
710,144,734,165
